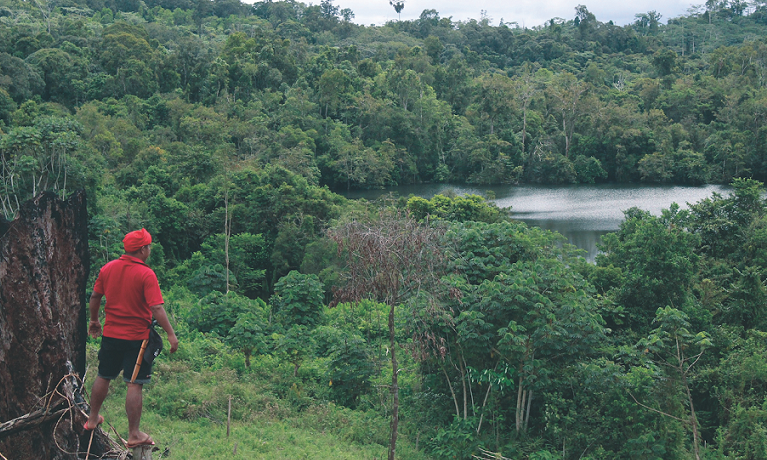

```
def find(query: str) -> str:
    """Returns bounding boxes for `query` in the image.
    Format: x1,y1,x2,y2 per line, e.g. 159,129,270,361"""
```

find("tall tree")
389,0,405,20
513,64,539,153
476,73,515,136
636,307,712,460
547,72,585,158
329,211,447,460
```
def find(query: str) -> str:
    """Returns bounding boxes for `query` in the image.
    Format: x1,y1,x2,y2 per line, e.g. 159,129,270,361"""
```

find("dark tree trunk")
388,303,398,460
0,191,112,459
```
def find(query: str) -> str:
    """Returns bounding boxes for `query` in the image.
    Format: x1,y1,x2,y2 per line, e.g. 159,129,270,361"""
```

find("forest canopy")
4,0,767,205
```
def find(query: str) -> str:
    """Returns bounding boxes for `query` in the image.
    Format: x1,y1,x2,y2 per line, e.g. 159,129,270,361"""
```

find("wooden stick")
133,444,153,460
227,395,232,438
86,429,95,459
628,391,687,423
130,339,149,383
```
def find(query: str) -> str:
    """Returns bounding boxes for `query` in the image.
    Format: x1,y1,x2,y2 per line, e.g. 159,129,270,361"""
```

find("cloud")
328,0,697,28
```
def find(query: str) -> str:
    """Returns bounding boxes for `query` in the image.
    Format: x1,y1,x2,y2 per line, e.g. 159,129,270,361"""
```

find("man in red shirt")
85,228,179,448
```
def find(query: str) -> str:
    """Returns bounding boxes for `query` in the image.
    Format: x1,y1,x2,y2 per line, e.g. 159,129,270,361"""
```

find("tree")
274,324,315,376
99,24,155,76
574,4,597,40
547,72,585,158
201,233,269,298
318,69,350,118
326,332,374,408
389,0,405,20
685,178,765,260
187,290,267,338
329,211,448,460
228,310,268,367
406,193,508,223
653,48,677,77
573,154,608,183
476,73,515,136
481,258,606,433
320,0,339,19
705,331,767,458
636,307,712,460
25,48,85,106
0,53,44,104
387,68,421,112
597,206,700,329
0,88,14,124
270,270,325,327
513,64,540,153
0,191,103,459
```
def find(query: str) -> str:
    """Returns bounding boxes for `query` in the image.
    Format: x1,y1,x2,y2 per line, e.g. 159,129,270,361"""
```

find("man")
85,228,179,448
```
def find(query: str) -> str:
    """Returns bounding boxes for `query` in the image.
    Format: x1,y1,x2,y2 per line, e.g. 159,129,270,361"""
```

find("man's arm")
149,303,179,353
88,292,104,338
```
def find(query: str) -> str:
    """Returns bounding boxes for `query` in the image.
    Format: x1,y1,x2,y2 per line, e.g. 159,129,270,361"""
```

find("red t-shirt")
93,255,164,341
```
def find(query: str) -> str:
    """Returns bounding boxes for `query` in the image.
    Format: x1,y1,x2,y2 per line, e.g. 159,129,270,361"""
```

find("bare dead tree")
329,211,447,460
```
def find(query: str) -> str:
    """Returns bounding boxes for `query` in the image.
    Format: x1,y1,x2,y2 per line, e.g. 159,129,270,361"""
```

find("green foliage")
201,232,269,298
273,324,316,377
271,270,325,327
186,290,267,337
597,205,700,329
187,263,235,297
702,331,767,459
686,178,766,261
7,0,767,188
406,193,509,223
427,417,481,459
0,88,15,124
228,310,270,367
325,331,374,408
573,154,608,183
444,220,579,284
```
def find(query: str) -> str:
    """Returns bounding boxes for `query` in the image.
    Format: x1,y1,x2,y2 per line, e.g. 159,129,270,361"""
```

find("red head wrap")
123,228,152,252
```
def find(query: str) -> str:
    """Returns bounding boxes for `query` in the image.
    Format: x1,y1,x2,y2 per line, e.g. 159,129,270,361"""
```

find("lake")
342,183,730,261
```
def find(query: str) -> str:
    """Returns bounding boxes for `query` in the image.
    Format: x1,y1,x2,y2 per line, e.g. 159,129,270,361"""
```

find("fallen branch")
0,405,70,438
473,447,511,460
0,367,126,458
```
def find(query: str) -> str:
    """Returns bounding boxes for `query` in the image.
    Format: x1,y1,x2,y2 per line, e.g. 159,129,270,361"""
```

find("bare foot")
84,414,104,430
126,432,155,448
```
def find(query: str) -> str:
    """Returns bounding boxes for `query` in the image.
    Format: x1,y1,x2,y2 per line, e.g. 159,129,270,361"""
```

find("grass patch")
85,343,431,459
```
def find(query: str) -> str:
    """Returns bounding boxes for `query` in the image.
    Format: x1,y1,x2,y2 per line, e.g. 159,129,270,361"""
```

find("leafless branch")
628,391,688,423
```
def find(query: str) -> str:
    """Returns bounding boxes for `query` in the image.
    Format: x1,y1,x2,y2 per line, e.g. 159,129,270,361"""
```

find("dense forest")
3,0,767,458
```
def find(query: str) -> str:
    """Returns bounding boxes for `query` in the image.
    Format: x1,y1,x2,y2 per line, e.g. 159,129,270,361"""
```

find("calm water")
343,183,730,261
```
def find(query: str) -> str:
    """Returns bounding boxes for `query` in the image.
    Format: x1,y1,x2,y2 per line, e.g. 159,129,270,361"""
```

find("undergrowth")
85,340,431,459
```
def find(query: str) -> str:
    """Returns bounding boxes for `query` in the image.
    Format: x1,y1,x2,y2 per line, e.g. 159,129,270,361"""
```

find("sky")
326,0,701,28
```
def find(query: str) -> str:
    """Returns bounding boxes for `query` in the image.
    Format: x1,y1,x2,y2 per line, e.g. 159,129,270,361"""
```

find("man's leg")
87,376,110,429
125,382,151,444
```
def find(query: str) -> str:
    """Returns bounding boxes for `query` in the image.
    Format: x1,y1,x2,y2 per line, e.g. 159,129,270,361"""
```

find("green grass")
128,416,389,459
85,343,431,459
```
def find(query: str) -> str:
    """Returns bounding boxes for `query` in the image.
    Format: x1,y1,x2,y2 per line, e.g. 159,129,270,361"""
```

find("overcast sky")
323,0,701,28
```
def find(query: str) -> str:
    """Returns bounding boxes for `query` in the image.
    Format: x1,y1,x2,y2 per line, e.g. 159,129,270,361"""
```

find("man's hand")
168,333,179,353
150,303,178,353
89,320,102,338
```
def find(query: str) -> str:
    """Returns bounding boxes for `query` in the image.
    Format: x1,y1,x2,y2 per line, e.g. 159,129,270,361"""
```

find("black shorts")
97,336,153,384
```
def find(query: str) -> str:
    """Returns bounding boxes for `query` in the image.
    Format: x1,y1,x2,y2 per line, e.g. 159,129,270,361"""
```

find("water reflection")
342,183,730,262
